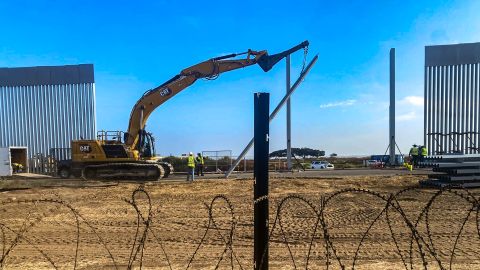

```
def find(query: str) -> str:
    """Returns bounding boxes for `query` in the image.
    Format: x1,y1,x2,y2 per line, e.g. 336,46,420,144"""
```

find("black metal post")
254,92,269,270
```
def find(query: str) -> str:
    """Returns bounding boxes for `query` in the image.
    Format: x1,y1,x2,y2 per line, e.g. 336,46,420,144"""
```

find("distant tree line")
269,148,325,158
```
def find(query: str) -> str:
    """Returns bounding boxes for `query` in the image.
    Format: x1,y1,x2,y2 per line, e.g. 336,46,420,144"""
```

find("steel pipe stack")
419,154,480,187
424,42,480,156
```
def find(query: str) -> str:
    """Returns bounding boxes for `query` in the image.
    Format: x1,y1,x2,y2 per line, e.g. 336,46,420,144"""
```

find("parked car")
364,160,384,168
311,161,334,170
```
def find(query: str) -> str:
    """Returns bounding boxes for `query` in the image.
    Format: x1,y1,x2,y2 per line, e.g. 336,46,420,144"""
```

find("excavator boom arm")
125,41,309,150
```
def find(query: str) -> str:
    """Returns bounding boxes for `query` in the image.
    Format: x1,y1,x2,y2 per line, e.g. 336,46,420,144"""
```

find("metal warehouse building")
0,64,96,173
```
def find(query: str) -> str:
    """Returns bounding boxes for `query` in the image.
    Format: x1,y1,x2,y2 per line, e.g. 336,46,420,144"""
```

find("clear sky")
1,0,480,157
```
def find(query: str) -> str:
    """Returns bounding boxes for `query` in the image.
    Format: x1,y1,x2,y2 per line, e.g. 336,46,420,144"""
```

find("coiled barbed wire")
0,184,478,269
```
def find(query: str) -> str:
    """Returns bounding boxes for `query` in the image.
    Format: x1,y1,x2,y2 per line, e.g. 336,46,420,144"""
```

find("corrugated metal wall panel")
425,43,480,155
0,83,96,172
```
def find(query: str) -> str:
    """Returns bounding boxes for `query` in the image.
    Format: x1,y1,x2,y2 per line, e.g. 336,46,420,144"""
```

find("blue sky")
1,0,480,156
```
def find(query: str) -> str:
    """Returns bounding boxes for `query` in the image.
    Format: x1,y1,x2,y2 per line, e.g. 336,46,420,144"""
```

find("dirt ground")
0,172,479,269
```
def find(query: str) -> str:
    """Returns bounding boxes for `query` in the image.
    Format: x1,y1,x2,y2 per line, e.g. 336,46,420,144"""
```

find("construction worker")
187,152,196,182
419,145,428,164
196,153,205,176
409,144,419,168
12,163,23,173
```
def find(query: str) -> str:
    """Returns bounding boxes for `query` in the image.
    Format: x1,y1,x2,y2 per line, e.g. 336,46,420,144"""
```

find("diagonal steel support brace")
225,55,318,178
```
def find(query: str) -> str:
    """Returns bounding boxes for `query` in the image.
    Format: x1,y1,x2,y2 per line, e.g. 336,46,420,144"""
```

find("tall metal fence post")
254,92,269,270
389,48,396,166
286,55,292,170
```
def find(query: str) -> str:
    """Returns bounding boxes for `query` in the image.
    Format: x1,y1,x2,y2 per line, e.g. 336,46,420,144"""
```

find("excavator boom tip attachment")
257,40,309,72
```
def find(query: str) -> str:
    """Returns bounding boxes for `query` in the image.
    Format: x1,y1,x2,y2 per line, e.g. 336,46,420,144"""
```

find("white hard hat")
189,152,193,155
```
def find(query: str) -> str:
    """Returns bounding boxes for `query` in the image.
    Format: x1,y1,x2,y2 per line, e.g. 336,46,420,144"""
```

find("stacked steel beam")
419,154,480,187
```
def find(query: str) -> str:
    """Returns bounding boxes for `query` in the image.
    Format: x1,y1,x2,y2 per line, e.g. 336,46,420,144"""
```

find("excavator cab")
135,129,156,158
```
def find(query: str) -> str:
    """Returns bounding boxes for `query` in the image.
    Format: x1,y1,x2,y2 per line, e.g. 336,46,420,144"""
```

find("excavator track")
82,163,165,181
158,162,174,178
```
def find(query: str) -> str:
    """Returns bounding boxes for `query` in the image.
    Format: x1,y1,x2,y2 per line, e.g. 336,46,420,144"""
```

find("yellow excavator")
58,41,309,180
